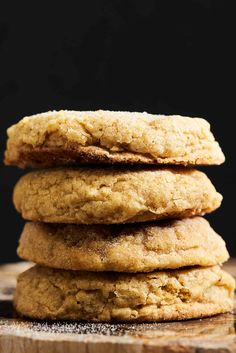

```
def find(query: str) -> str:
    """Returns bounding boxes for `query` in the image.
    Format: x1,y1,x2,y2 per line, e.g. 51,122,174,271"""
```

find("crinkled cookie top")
13,167,222,224
5,110,225,168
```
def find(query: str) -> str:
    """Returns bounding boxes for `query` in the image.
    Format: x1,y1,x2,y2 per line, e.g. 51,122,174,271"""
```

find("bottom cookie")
14,265,235,322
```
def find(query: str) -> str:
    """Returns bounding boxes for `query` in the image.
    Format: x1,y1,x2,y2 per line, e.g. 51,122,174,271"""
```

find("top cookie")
4,110,225,168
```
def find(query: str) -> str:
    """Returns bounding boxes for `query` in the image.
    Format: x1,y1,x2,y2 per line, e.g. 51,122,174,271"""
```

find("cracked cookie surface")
14,265,235,322
13,167,222,224
5,110,225,168
17,217,229,272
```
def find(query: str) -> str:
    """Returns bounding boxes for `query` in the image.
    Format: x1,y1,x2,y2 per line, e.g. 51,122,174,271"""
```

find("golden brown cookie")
13,167,222,224
5,110,225,168
17,217,229,272
14,265,235,322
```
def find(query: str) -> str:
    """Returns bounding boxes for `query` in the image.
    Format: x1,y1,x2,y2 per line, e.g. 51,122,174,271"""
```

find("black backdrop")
0,1,235,264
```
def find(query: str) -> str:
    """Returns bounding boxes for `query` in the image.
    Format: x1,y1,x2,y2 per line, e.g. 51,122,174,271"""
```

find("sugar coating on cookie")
5,110,225,168
14,265,235,322
17,217,229,272
13,167,222,224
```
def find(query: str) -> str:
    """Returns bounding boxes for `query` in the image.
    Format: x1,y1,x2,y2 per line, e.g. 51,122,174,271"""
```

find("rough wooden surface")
0,260,235,353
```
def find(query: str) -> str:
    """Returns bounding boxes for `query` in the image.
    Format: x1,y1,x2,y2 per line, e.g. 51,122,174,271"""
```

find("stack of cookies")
5,110,235,322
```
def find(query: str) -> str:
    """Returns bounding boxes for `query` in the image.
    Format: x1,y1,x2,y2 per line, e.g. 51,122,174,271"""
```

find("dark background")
0,1,235,264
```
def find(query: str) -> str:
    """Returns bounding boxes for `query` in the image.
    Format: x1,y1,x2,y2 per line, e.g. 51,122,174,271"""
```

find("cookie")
17,217,229,272
14,265,235,322
13,167,222,224
5,110,225,168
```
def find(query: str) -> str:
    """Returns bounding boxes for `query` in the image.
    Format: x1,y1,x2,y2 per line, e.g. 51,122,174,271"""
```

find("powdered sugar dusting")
0,318,165,336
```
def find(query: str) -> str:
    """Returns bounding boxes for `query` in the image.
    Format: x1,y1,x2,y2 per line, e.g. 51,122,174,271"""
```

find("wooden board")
0,261,235,353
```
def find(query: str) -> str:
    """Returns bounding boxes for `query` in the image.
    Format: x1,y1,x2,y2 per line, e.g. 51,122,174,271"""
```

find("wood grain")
0,260,235,353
